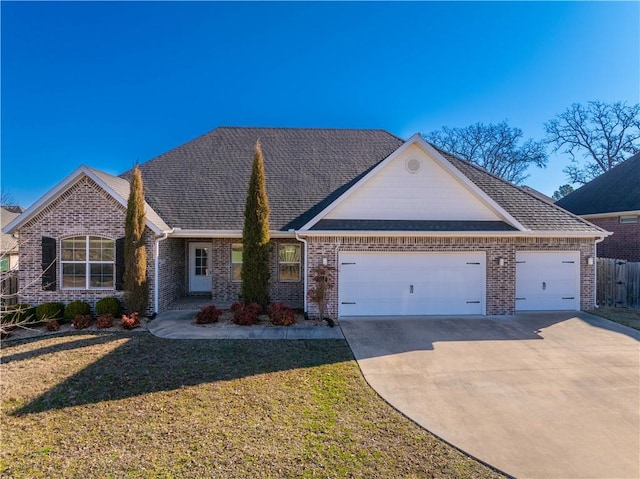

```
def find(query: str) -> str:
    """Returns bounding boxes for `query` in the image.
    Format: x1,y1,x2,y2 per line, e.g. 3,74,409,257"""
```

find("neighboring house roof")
555,152,640,216
1,207,21,253
4,166,170,235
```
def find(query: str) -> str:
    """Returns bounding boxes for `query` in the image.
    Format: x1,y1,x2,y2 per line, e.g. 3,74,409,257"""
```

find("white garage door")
515,251,580,311
338,252,485,316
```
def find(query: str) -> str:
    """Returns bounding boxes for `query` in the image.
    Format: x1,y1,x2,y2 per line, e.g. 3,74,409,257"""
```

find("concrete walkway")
341,312,640,479
148,310,344,340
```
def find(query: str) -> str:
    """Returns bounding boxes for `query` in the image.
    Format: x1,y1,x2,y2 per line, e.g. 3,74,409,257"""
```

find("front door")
189,242,212,293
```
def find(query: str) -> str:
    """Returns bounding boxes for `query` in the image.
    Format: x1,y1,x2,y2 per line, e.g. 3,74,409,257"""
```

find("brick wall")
157,237,186,311
17,175,155,314
204,237,304,308
587,217,640,262
305,236,596,318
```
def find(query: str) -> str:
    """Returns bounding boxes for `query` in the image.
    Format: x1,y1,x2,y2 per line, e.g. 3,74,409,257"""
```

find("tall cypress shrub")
241,140,271,308
124,165,148,314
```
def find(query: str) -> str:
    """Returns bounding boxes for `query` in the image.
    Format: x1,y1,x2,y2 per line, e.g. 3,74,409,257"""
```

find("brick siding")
305,236,596,318
16,176,155,314
587,217,640,262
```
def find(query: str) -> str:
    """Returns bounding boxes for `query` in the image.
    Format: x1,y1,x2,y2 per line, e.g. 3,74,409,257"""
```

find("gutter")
154,229,175,314
593,236,607,309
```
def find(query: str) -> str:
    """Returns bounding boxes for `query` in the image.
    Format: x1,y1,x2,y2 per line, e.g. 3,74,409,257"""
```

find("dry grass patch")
1,332,504,478
587,307,640,331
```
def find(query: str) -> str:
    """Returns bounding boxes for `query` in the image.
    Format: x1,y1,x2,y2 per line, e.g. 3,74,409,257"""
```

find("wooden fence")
1,271,19,307
596,258,640,310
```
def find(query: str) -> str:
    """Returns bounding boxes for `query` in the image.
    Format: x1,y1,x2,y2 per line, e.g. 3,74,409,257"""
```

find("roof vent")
405,157,422,174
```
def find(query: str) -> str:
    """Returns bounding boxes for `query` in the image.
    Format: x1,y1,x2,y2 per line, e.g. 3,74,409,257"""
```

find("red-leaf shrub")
96,314,115,329
45,319,60,332
195,305,223,324
73,314,92,330
268,303,296,326
232,303,261,326
121,312,141,330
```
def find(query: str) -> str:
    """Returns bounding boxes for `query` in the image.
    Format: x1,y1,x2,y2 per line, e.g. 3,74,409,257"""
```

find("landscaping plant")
64,300,91,321
240,140,271,308
268,302,296,326
95,297,121,317
194,305,223,324
231,302,261,326
307,264,336,324
124,165,148,315
96,314,115,329
72,314,92,330
120,312,141,330
35,302,65,322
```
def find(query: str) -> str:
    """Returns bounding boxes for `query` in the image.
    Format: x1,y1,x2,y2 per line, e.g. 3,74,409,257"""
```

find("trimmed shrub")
268,303,296,326
96,297,121,317
73,314,92,330
195,305,223,324
121,312,141,330
45,319,60,332
96,314,115,329
36,302,65,321
232,302,261,326
64,301,91,321
2,303,36,325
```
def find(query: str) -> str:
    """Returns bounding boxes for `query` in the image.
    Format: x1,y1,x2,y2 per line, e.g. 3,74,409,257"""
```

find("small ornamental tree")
241,141,271,308
124,165,148,315
308,265,335,322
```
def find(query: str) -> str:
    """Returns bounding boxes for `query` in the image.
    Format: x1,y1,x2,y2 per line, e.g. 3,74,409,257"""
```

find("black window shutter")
41,237,57,291
115,237,125,291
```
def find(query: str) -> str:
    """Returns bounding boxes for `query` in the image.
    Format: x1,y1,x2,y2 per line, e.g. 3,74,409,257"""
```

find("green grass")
0,332,503,478
587,307,640,331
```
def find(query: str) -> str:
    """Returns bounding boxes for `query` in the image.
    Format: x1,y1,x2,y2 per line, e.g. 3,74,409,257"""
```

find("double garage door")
338,252,486,316
338,250,580,317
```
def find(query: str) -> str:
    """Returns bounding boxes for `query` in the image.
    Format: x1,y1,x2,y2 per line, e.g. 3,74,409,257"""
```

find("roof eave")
169,229,298,239
297,230,609,238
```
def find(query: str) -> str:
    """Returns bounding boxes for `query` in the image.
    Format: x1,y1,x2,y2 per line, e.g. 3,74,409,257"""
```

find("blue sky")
2,1,639,208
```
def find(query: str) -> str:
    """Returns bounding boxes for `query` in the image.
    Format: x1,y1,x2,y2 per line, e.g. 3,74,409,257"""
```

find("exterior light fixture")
587,257,594,266
498,258,505,266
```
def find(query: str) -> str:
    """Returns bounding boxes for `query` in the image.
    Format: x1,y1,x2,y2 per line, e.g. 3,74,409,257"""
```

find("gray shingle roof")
555,152,640,215
435,149,603,233
126,127,404,231
124,127,603,234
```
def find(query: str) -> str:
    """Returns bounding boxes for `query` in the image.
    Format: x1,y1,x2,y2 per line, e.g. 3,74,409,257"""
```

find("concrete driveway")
340,312,640,479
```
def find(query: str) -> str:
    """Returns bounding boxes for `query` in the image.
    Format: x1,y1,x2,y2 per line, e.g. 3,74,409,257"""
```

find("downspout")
295,231,308,313
593,236,606,309
154,229,175,314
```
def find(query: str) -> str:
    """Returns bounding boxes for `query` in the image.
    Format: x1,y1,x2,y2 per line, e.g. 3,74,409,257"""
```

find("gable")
324,144,503,222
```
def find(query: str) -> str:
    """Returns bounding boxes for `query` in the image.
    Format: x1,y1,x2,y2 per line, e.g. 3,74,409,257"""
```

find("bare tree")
545,101,640,184
424,121,548,184
0,231,54,338
552,184,574,201
1,189,16,207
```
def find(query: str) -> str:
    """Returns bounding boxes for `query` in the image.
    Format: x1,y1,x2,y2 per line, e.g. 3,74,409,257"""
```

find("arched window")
61,236,115,289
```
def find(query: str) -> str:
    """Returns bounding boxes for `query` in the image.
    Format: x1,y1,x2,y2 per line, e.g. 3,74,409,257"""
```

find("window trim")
231,243,243,282
278,243,301,283
60,235,115,290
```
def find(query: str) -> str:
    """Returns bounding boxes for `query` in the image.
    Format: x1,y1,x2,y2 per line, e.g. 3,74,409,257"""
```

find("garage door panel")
339,252,485,316
515,252,580,311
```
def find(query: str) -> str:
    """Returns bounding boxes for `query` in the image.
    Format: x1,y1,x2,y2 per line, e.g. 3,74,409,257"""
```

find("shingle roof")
1,207,20,253
431,148,602,233
126,127,404,230
555,152,640,215
124,127,603,235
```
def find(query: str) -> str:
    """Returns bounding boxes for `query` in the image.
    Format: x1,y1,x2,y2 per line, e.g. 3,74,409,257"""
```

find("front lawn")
0,332,503,478
587,307,640,331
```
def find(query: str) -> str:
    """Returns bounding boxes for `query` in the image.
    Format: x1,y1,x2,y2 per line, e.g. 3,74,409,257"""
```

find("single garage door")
338,251,485,316
515,251,580,311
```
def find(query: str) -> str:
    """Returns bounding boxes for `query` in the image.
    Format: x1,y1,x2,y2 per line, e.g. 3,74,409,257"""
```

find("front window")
278,244,301,282
61,236,114,289
231,243,243,281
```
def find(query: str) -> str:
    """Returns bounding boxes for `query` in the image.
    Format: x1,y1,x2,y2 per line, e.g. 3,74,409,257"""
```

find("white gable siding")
325,145,501,221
